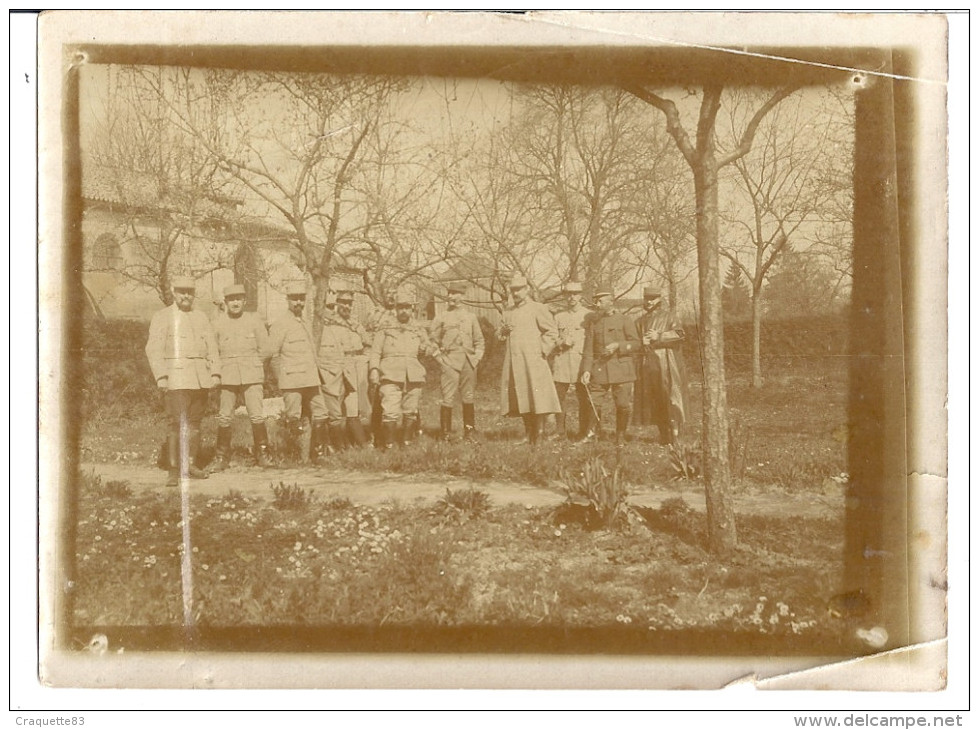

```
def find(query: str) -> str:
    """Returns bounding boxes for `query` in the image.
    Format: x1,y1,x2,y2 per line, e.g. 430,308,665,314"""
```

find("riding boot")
615,408,632,447
371,392,384,449
403,414,420,444
252,422,270,467
328,422,348,451
381,421,398,449
186,427,208,479
462,402,477,442
522,414,540,445
577,386,590,440
553,412,567,441
311,421,331,464
165,431,179,486
440,406,453,441
210,426,232,472
347,417,369,448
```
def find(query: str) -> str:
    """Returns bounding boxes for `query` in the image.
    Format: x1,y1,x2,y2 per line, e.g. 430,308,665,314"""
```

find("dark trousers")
584,381,634,434
165,389,208,429
555,381,589,437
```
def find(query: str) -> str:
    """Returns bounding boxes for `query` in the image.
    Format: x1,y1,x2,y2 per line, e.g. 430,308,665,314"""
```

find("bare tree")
131,68,442,323
85,66,236,304
718,89,852,387
506,85,661,294
624,82,800,556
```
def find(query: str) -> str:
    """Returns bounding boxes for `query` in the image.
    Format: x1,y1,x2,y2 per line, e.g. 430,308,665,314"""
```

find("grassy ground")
67,314,862,654
70,472,851,655
79,356,849,497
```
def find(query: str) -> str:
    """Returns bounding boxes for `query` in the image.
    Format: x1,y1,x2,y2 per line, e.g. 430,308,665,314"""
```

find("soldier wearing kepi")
210,284,273,471
634,285,689,446
268,281,330,463
429,281,485,441
579,289,642,445
368,290,430,448
549,280,590,440
498,273,562,445
145,275,221,486
316,289,372,448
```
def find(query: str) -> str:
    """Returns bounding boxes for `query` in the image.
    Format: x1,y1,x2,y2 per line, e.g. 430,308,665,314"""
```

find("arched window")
92,233,122,269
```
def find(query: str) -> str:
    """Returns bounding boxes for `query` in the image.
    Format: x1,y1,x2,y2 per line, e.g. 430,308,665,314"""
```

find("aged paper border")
21,9,960,706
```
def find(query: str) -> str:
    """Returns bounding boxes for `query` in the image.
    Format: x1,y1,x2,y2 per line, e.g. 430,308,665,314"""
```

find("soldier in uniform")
579,289,642,445
268,281,330,463
633,286,689,446
368,290,430,448
145,275,221,486
549,280,590,440
498,273,562,445
316,289,372,448
429,281,485,441
210,284,273,471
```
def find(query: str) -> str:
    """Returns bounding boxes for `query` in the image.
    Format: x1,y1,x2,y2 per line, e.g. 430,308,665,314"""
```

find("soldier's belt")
344,349,364,356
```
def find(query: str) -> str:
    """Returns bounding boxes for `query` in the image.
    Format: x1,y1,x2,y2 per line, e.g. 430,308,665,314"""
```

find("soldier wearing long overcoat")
633,286,689,445
498,274,561,445
145,275,221,485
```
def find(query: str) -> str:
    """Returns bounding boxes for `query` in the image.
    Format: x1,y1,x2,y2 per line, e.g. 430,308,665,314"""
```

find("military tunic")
369,321,429,422
317,313,372,424
268,311,327,422
213,311,272,426
580,309,642,431
146,304,221,391
429,307,484,407
550,304,588,384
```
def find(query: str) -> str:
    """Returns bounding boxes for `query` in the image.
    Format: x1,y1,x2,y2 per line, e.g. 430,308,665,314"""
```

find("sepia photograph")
29,10,954,700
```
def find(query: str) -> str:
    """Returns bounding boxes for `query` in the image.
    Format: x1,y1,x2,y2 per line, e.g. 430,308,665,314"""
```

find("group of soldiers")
145,273,689,487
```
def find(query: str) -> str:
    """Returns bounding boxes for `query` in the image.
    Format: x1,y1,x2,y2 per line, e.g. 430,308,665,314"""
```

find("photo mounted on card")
37,10,948,690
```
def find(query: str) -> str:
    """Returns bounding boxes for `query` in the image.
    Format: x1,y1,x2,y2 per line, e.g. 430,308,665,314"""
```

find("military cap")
223,284,247,299
643,285,662,299
562,281,583,294
171,275,196,291
285,281,307,297
394,288,414,307
509,273,529,290
447,281,467,294
592,289,613,300
324,290,337,307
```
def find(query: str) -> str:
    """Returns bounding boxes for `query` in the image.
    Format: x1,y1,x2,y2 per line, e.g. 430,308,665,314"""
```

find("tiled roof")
81,164,242,220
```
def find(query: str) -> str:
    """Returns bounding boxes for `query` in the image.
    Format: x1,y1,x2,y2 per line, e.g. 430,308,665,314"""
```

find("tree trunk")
693,163,738,557
751,287,763,388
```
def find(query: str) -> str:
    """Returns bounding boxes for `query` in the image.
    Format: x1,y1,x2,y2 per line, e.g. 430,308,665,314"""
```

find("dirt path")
81,462,843,519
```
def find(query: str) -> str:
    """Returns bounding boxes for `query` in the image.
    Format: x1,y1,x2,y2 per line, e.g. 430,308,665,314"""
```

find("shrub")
433,487,492,522
640,496,706,548
270,482,315,511
668,441,701,480
79,470,133,499
557,457,629,529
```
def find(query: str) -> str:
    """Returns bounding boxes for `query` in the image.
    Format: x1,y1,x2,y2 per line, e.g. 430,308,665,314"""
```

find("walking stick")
582,378,602,428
